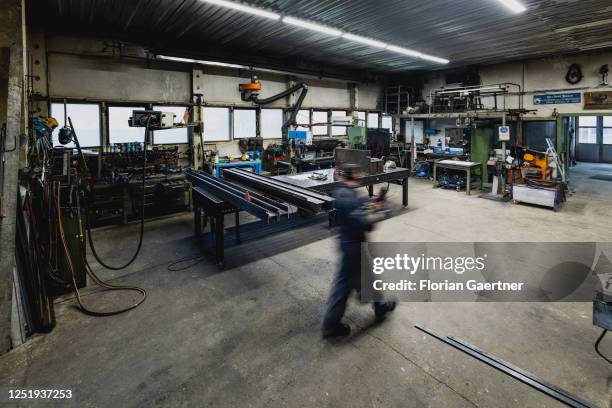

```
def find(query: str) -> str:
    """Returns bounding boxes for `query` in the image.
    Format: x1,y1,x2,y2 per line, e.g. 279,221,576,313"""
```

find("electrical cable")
594,329,612,365
55,182,146,316
84,115,151,270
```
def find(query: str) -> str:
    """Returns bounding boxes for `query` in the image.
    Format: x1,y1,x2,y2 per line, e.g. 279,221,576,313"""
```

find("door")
602,116,612,163
576,116,599,162
577,116,612,163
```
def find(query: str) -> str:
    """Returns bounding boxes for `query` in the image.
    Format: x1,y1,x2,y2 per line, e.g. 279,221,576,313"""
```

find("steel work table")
214,160,262,177
433,159,483,195
192,186,241,266
273,167,410,208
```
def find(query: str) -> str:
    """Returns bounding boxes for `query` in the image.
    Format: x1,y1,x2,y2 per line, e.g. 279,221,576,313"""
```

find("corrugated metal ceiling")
29,0,612,76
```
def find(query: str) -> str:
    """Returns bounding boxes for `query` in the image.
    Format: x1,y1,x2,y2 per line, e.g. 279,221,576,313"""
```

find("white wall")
33,35,383,158
48,53,192,103
422,50,612,117
42,35,380,110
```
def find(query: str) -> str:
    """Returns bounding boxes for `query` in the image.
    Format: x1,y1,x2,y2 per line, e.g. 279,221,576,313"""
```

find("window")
332,110,347,136
381,115,393,134
405,120,424,144
108,106,146,144
50,103,101,147
604,117,612,145
357,111,366,126
578,116,597,144
203,107,230,142
312,111,329,136
233,109,257,139
260,109,284,139
153,106,188,145
296,109,310,131
367,112,380,128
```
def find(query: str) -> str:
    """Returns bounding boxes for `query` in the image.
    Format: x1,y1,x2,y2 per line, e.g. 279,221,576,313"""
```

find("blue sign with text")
533,93,581,105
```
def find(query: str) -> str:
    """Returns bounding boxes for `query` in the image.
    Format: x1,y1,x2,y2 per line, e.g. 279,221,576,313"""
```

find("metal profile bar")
222,169,334,212
187,171,284,221
415,325,599,408
189,172,289,217
224,168,334,203
189,170,290,215
191,170,291,215
190,176,274,221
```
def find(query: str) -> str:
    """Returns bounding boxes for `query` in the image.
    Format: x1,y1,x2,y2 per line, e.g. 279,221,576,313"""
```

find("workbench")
192,186,241,266
273,167,410,208
190,167,409,266
214,160,262,177
433,159,483,195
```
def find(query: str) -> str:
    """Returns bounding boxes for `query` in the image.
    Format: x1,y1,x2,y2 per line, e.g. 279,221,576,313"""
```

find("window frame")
367,111,380,129
311,110,329,136
203,106,231,142
107,104,148,145
260,108,284,140
152,105,189,145
332,110,348,136
295,109,311,132
49,101,103,148
578,116,598,145
603,116,612,145
357,111,366,127
232,107,258,140
381,114,394,134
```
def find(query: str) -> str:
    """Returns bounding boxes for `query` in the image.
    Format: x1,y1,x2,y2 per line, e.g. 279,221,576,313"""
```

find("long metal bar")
190,175,274,221
189,171,288,216
186,170,286,221
224,168,334,204
415,325,599,408
225,168,335,203
222,168,334,212
189,170,290,215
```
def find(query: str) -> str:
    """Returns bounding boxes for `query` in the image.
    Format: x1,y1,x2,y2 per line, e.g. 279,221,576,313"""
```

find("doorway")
576,116,612,163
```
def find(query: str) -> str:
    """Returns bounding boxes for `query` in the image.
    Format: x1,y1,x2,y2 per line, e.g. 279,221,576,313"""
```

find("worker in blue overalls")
322,163,396,338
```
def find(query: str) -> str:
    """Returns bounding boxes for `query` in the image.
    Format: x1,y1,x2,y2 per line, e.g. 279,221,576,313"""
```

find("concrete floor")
1,162,612,407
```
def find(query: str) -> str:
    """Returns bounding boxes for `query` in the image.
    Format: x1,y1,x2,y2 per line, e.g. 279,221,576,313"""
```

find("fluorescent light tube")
158,55,248,69
420,54,450,64
386,45,422,58
283,17,342,36
200,0,280,20
556,18,612,33
494,0,527,13
342,33,387,49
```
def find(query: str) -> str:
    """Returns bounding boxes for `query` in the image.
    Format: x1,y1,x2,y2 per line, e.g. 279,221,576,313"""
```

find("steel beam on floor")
415,325,598,408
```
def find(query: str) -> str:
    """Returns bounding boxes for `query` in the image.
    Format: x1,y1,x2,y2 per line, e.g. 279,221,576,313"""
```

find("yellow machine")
521,151,550,180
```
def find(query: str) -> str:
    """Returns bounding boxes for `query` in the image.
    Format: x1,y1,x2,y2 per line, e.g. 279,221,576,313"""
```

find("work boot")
374,301,397,320
322,323,351,338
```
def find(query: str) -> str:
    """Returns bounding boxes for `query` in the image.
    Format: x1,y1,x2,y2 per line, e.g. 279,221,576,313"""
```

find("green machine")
470,127,493,183
348,126,366,148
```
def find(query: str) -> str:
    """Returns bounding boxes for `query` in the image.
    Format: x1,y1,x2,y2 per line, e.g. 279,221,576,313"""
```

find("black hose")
55,182,146,316
595,329,611,365
85,116,151,270
248,82,308,141
283,85,308,133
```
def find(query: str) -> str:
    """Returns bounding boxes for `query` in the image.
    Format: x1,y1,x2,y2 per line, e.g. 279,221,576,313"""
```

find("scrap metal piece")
415,325,599,408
